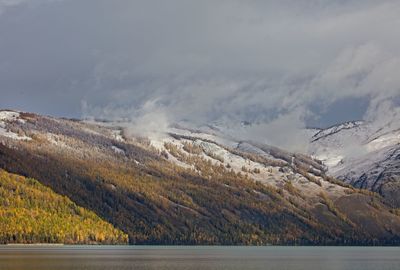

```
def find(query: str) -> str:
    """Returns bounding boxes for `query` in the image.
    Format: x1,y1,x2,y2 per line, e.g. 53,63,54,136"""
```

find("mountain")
1,109,400,245
0,169,128,244
308,119,400,207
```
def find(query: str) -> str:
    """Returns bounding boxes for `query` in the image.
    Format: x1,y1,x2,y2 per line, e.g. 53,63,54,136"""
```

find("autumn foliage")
0,170,128,244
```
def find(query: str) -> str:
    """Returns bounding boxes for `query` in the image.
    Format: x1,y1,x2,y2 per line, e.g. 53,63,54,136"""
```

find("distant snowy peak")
307,117,400,207
311,121,365,142
308,118,400,165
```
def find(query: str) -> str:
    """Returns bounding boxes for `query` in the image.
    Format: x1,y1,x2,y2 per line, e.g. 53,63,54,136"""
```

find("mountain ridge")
1,109,400,245
307,117,400,207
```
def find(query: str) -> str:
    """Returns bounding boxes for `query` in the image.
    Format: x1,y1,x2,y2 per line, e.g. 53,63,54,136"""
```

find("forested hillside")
0,169,128,244
1,110,400,245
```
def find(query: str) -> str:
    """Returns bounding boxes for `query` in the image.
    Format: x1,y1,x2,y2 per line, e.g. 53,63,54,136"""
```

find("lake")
0,246,399,270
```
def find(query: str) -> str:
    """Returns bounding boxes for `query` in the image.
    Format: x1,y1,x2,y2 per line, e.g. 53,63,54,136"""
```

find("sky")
0,0,399,149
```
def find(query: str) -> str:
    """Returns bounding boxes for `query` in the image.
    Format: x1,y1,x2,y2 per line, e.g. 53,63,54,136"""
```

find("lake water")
0,246,399,270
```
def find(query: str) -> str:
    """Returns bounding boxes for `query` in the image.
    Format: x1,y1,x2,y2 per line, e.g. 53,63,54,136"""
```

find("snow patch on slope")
0,111,20,121
0,110,31,141
111,129,125,142
366,132,400,152
111,145,125,155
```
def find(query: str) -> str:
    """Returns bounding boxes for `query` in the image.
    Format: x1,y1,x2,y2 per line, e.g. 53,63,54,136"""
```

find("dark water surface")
0,246,399,270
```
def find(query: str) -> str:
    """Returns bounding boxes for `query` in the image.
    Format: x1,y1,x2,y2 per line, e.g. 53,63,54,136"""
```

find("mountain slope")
308,118,400,207
0,169,128,244
1,110,400,245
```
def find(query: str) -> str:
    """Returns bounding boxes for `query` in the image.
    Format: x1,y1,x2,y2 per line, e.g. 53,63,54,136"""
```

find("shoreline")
5,243,65,246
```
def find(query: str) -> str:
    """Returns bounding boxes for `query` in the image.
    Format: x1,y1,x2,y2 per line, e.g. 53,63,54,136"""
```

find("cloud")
0,0,60,15
0,0,400,150
0,0,27,15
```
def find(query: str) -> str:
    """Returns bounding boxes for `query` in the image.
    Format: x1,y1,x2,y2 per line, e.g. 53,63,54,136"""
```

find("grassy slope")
0,169,128,244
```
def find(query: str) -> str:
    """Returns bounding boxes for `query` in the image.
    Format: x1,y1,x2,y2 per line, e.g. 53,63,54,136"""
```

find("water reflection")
0,246,399,270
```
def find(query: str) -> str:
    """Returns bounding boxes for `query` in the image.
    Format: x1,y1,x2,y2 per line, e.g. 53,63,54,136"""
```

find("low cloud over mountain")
0,0,399,150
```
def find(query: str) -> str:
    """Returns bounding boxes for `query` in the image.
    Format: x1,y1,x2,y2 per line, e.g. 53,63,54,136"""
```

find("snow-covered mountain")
170,115,400,208
2,109,400,244
307,118,400,207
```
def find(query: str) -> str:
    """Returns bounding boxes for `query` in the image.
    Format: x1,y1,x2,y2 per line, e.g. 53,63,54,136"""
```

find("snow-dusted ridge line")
307,115,400,206
0,110,20,121
0,110,32,141
311,120,365,142
0,110,360,209
157,130,346,198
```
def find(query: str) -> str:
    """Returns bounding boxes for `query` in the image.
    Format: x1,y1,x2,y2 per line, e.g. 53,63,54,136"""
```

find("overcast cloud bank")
0,0,399,150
